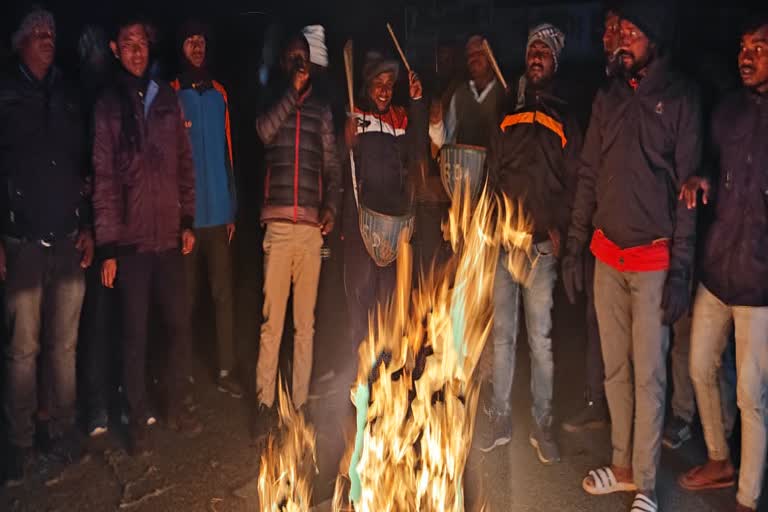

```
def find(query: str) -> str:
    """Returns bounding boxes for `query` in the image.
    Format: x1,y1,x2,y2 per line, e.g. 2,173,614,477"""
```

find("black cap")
618,0,675,47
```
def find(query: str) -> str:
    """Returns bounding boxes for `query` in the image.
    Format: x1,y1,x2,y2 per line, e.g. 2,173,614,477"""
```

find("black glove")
661,269,691,325
561,237,584,305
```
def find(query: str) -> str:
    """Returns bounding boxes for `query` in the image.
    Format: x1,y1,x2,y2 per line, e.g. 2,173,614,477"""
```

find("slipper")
630,492,657,512
678,464,735,491
582,466,638,496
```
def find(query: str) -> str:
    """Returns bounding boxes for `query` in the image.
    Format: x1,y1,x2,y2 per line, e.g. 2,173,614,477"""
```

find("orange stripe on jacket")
499,111,567,148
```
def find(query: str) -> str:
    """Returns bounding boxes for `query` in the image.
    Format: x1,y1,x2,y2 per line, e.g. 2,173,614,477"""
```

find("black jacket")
256,82,341,225
488,85,583,242
700,89,768,306
0,63,89,240
568,56,702,274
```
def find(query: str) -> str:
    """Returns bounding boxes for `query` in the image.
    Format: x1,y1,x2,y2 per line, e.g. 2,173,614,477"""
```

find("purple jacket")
700,89,768,306
92,79,195,256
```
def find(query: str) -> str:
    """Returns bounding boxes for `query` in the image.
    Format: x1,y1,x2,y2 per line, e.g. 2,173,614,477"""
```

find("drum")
359,206,415,267
438,144,487,201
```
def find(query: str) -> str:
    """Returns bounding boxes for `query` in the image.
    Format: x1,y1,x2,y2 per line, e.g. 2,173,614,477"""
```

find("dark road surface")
0,238,755,511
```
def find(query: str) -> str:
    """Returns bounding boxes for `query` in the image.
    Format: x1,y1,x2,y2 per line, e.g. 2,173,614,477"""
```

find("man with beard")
676,15,768,512
171,20,241,400
342,51,426,352
1,6,94,485
481,24,582,465
562,3,702,510
429,35,506,150
93,18,200,455
561,6,620,435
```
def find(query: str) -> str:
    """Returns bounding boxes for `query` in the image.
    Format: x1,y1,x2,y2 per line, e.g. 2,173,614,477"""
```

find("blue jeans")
3,237,85,447
492,241,557,426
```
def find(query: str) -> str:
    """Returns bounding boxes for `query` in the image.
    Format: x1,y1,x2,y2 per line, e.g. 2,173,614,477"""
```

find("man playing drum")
483,24,583,465
342,51,427,350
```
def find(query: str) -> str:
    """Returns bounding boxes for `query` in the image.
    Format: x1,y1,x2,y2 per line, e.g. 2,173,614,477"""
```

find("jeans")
343,226,397,351
491,241,557,426
689,284,768,509
256,223,322,409
117,250,190,422
3,237,85,447
186,225,236,373
414,203,450,273
594,260,669,492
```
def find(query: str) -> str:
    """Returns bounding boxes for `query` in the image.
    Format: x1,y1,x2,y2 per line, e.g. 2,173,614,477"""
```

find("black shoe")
478,414,512,453
4,446,33,487
250,403,277,446
562,400,609,433
35,419,53,454
529,420,561,465
663,416,692,450
127,423,151,456
48,431,84,465
217,374,244,399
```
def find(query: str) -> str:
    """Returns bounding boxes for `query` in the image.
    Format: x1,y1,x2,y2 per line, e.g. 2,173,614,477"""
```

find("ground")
0,238,756,511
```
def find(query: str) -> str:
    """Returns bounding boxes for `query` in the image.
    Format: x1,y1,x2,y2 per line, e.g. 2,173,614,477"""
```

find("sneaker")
35,419,52,454
4,445,33,487
121,410,157,427
167,409,203,437
88,410,109,438
217,374,244,399
478,414,512,453
663,416,692,450
562,400,609,433
529,420,561,465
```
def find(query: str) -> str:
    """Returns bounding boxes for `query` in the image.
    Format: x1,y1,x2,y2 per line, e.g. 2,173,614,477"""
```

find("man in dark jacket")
342,51,427,353
93,18,200,455
253,34,340,434
562,3,701,509
677,16,768,512
482,24,581,465
562,6,620,435
171,20,242,399
1,7,94,485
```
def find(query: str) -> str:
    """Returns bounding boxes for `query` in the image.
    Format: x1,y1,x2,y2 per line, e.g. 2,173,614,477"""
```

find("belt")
4,230,78,248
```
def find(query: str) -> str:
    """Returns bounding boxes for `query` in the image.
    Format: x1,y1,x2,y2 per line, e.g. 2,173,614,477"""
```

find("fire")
257,181,532,511
257,380,318,512
336,182,532,511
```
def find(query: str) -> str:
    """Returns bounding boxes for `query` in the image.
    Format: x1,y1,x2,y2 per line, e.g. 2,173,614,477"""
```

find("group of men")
1,2,768,511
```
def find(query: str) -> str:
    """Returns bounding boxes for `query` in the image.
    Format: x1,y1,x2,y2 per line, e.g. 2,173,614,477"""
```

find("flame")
257,380,318,512
256,178,533,511
334,180,532,511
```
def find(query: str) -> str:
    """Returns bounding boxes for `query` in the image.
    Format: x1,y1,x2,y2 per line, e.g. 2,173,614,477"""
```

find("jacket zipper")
294,108,301,222
265,166,271,202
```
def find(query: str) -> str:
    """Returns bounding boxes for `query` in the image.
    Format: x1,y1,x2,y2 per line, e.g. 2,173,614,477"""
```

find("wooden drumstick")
386,22,411,73
343,40,355,112
482,39,507,90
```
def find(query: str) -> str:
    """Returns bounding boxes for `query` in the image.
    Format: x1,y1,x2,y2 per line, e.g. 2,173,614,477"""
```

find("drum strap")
349,148,359,209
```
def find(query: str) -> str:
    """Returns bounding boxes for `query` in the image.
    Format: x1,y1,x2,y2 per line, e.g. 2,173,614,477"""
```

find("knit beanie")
526,23,565,71
618,0,674,48
302,24,328,68
12,6,55,51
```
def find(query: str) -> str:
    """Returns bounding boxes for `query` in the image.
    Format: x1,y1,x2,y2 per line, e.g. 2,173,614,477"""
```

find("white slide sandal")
582,466,638,495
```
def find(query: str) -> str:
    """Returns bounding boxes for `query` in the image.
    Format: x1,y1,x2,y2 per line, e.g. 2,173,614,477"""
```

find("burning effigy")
259,182,533,512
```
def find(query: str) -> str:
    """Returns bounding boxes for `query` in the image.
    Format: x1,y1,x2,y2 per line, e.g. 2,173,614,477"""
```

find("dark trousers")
185,226,235,373
3,238,85,447
117,250,189,422
585,252,606,402
343,230,396,348
80,264,117,416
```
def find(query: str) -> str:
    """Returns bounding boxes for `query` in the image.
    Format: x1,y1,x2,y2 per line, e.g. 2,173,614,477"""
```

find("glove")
561,237,584,305
661,269,691,325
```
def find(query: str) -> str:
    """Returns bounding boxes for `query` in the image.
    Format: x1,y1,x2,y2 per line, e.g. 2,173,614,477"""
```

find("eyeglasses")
32,27,55,41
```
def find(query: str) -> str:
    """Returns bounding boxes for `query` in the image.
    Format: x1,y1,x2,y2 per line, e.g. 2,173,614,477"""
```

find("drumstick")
386,22,411,73
343,40,355,112
482,39,507,90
